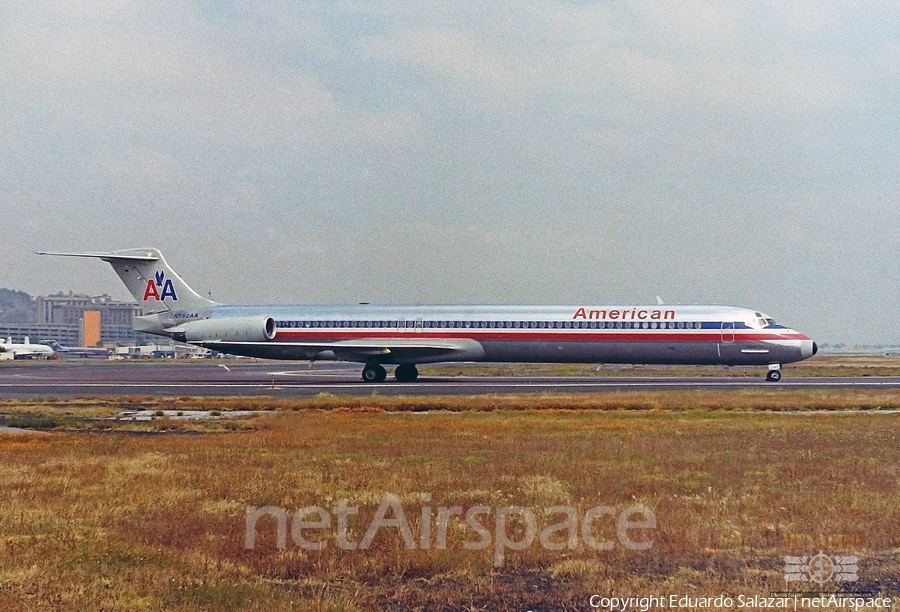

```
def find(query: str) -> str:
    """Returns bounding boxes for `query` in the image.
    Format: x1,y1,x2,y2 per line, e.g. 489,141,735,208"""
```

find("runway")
1,361,899,398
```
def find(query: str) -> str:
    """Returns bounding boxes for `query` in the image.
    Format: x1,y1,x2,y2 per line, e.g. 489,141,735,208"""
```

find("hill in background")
0,288,36,323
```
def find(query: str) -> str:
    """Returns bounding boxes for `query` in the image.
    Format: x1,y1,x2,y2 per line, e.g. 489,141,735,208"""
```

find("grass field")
1,390,899,610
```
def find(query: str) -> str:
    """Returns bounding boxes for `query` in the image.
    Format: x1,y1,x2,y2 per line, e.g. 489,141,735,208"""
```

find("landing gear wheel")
395,364,419,383
362,364,387,383
766,370,782,382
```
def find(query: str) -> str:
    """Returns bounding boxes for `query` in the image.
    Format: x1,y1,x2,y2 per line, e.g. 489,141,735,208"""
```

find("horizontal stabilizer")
37,248,217,314
36,250,160,262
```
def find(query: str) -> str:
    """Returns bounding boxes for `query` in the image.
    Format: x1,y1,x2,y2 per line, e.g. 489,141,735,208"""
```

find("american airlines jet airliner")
40,249,817,382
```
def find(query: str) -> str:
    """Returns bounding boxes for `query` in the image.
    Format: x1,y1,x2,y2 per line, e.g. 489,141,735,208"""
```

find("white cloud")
1,1,899,343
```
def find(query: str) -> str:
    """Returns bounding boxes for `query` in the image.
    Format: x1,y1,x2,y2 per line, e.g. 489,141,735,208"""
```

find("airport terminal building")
0,293,151,346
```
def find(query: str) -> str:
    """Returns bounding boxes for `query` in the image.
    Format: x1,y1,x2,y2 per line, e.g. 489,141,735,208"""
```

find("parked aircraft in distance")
39,249,817,382
0,336,55,360
46,340,111,359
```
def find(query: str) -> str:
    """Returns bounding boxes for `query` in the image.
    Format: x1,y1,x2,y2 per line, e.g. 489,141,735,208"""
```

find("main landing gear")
361,363,419,383
362,363,387,383
766,365,782,382
394,364,419,383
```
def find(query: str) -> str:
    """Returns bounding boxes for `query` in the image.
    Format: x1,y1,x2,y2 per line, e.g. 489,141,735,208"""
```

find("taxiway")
0,361,898,398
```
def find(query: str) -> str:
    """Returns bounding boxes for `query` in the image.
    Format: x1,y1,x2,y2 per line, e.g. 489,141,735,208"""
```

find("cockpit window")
750,317,778,329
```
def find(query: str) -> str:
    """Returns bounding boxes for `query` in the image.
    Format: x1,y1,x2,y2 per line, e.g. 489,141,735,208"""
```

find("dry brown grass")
0,402,898,610
4,387,900,426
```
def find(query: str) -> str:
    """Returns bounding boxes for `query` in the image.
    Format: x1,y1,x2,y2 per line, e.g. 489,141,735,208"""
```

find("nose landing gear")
766,365,782,382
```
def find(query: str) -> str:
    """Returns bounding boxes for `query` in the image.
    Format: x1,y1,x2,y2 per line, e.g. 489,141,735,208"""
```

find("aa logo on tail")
143,270,178,302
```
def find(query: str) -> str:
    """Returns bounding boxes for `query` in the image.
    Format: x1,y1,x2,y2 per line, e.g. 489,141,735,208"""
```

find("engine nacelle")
169,316,276,343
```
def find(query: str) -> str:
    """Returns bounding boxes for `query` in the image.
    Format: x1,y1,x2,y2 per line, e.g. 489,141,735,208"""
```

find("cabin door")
720,321,735,343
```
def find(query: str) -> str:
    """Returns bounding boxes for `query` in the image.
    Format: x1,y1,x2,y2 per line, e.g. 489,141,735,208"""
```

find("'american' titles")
573,308,676,321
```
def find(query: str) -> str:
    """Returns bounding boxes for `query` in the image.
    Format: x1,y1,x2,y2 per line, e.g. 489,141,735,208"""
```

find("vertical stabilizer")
37,248,219,314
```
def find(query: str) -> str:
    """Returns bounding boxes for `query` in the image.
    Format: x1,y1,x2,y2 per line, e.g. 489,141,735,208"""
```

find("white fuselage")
0,338,55,360
150,303,816,367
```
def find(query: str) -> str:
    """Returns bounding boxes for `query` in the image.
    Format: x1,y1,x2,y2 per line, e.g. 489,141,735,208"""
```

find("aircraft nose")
801,340,817,359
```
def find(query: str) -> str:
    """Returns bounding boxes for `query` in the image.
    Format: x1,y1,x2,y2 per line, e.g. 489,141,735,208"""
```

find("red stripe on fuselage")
274,330,809,343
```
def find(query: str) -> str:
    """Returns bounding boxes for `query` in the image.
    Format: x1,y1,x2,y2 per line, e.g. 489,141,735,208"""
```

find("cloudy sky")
2,1,898,344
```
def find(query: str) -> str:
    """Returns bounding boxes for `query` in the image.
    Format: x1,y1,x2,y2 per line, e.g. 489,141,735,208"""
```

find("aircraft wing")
193,337,485,363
